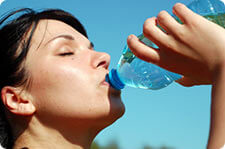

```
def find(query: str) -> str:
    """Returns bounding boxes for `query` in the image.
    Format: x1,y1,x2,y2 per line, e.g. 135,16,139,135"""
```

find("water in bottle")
106,0,225,90
106,35,182,90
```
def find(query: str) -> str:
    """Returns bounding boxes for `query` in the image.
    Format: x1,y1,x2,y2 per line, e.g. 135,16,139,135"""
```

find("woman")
0,8,125,149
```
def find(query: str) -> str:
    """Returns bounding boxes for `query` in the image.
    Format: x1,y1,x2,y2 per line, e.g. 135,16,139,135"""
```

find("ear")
1,86,36,116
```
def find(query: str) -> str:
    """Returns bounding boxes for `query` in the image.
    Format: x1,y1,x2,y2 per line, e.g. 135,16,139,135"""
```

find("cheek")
26,57,124,126
28,62,104,118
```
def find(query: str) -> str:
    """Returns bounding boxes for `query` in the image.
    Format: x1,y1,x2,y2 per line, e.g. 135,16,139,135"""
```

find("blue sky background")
0,0,212,149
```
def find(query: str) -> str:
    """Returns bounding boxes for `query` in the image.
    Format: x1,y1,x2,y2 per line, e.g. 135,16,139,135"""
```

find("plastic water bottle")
106,35,182,90
106,0,225,90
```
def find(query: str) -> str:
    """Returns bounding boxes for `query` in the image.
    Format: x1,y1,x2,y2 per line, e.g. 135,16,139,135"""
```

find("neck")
12,117,100,149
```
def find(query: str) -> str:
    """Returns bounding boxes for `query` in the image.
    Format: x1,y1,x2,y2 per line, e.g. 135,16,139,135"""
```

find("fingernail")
127,35,133,40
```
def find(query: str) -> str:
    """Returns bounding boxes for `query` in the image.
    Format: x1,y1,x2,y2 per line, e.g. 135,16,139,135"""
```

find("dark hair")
0,8,87,149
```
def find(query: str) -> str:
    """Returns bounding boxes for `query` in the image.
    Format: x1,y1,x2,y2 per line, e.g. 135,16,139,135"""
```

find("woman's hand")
128,3,225,148
127,3,225,87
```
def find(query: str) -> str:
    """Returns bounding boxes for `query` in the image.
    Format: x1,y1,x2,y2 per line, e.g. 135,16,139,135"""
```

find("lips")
100,73,110,86
101,79,110,86
100,73,121,97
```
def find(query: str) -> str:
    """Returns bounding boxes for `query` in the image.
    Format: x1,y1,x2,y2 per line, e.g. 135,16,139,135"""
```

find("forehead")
30,19,87,49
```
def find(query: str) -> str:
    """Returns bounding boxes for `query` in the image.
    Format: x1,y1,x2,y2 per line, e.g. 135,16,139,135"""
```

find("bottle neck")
107,69,125,90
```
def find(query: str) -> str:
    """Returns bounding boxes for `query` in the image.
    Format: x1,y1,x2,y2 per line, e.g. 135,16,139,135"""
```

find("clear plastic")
107,0,225,90
107,35,182,90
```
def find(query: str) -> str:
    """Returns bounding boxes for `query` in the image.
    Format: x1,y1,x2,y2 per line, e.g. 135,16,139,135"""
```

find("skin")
127,3,225,149
1,19,125,149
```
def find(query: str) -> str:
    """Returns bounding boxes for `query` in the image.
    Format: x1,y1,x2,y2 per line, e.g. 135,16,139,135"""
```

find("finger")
157,10,183,36
143,17,173,49
127,34,160,64
175,76,209,87
172,3,199,25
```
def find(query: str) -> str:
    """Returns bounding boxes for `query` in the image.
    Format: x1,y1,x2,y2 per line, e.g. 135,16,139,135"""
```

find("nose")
93,52,111,69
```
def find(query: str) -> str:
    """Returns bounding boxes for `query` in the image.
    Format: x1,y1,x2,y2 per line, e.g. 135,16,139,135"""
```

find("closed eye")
59,52,74,56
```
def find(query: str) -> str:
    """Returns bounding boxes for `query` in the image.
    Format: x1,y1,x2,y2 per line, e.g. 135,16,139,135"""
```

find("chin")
109,96,125,123
92,87,125,129
98,107,125,130
97,96,125,129
109,87,121,97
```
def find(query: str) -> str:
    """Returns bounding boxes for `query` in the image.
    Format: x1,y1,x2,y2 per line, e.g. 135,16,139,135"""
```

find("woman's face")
25,19,125,128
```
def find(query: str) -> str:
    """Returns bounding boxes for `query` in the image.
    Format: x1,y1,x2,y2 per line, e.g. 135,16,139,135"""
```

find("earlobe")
1,86,36,116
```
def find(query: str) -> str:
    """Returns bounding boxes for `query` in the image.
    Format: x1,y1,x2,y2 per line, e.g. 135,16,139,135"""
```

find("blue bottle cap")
106,69,125,90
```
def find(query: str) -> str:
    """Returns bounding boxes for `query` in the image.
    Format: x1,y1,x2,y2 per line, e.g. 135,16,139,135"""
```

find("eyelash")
59,52,74,56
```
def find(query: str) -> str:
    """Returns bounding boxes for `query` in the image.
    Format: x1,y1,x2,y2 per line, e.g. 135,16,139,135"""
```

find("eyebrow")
45,34,75,46
45,34,94,49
